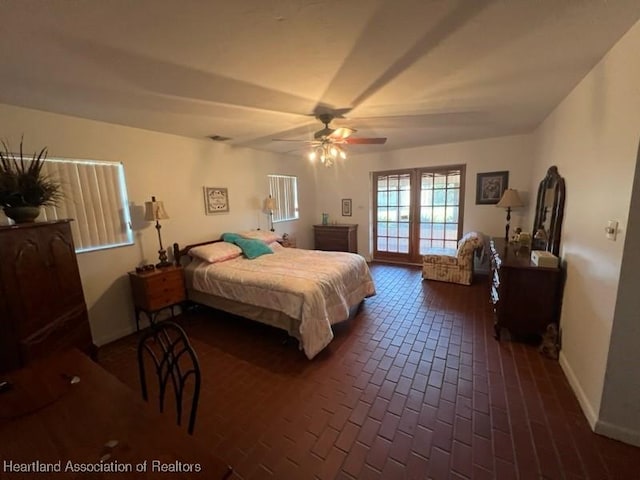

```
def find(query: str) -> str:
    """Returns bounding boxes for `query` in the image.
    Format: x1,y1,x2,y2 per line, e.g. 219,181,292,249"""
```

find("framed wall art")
341,198,352,216
203,187,229,214
476,171,509,205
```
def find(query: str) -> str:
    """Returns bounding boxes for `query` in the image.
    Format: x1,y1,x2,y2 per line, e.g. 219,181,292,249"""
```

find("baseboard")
595,419,640,447
558,351,599,429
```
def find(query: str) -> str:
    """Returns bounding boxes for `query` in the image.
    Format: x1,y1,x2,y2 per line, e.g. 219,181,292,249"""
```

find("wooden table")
0,349,232,479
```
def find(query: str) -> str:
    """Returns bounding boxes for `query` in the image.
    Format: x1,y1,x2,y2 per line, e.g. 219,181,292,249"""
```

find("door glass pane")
398,238,409,253
433,189,446,206
445,224,458,240
418,168,463,256
399,207,410,222
448,174,460,187
432,224,445,239
445,206,458,222
388,191,398,206
400,190,411,206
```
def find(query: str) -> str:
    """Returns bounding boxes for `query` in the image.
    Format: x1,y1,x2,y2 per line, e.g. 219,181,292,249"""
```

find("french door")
373,165,465,264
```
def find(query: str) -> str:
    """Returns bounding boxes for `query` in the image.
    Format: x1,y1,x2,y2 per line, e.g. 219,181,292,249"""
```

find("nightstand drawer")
144,269,183,290
144,286,186,311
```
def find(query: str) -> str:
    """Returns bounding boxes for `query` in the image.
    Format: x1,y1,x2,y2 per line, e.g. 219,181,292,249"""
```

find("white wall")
530,20,640,445
312,134,535,259
0,103,316,346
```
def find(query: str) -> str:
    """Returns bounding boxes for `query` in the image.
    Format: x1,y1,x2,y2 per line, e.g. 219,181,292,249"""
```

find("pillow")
239,230,281,244
189,242,242,263
221,232,243,244
269,241,285,252
234,237,273,259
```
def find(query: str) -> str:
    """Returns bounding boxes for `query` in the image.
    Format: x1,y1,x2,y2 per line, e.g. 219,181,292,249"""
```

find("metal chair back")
137,321,201,435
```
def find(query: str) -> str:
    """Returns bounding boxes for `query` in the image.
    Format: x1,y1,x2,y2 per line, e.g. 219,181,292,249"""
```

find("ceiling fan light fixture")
308,142,346,167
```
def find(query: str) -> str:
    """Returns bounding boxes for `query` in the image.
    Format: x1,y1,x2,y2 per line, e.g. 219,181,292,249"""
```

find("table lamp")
496,189,524,241
144,196,172,268
265,195,275,232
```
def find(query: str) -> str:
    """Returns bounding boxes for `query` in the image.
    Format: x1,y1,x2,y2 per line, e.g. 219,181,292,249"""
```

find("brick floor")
99,263,640,479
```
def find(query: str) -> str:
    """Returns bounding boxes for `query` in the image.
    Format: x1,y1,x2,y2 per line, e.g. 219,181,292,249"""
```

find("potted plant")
0,137,62,223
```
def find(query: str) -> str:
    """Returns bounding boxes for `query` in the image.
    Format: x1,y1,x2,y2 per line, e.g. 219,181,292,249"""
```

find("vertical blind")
40,158,133,252
268,174,299,222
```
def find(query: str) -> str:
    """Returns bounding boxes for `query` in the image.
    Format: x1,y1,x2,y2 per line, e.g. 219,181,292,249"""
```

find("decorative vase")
4,206,41,223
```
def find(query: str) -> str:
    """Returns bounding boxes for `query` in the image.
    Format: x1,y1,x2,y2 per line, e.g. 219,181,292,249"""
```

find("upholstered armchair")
422,232,482,285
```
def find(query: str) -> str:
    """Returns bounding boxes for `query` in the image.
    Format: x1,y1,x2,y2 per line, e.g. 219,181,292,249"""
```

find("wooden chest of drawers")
128,265,185,330
490,238,562,340
313,224,358,253
0,220,95,372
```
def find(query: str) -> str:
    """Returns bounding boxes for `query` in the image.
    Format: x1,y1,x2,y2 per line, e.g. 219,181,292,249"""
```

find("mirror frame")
533,166,565,257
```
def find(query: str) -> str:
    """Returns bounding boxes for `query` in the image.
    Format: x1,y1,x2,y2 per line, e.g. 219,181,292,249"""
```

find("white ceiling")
1,0,639,156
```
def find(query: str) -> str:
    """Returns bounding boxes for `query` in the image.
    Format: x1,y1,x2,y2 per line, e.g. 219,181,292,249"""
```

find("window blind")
39,158,133,252
268,174,299,222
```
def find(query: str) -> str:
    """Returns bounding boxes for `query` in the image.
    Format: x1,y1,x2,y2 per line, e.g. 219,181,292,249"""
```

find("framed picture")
203,187,229,214
476,171,509,205
341,198,352,216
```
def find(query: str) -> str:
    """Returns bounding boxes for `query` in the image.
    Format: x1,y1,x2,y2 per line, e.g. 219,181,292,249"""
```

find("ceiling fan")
273,113,387,167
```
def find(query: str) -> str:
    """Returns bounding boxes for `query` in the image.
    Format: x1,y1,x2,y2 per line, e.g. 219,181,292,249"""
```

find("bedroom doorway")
372,165,466,264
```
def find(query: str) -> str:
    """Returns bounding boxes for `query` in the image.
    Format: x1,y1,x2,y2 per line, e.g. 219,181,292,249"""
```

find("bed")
172,234,376,359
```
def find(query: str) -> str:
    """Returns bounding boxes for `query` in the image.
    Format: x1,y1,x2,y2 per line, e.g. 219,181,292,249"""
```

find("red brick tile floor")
99,263,640,479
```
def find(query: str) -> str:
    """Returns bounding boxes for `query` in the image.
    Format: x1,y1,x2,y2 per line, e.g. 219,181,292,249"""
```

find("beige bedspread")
186,248,376,359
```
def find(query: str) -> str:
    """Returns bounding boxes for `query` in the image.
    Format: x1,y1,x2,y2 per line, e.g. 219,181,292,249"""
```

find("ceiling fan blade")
343,137,387,145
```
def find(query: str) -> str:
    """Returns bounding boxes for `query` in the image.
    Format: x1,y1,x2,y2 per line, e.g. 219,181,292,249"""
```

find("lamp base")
156,248,171,268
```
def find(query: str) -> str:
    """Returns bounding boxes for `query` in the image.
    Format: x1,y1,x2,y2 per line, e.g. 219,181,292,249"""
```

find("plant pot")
4,206,41,223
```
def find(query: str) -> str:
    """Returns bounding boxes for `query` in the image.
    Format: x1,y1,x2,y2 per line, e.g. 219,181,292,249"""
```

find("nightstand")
128,265,186,331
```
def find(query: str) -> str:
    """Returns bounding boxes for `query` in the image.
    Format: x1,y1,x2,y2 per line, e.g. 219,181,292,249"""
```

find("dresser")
0,220,94,372
128,265,186,330
313,224,358,253
490,238,562,340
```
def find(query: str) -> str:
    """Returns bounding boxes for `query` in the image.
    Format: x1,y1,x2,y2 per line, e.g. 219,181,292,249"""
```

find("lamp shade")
144,196,169,221
265,196,275,210
496,189,524,209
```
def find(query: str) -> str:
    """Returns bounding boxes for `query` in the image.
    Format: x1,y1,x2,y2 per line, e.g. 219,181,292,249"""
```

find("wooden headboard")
172,238,224,265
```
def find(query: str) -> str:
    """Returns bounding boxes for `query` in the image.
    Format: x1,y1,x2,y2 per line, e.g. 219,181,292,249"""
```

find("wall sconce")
265,195,275,232
144,196,172,268
496,189,524,241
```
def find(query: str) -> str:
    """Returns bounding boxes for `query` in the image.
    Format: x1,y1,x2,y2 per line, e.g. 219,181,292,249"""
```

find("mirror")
532,166,565,256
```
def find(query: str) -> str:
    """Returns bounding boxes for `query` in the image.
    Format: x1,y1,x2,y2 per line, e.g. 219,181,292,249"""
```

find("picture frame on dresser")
476,171,509,205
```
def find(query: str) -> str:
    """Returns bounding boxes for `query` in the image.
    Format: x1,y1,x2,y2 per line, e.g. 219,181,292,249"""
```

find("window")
39,158,133,253
268,174,299,222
